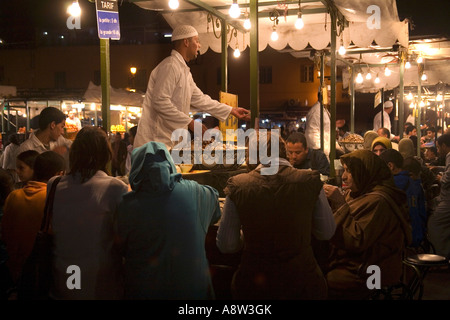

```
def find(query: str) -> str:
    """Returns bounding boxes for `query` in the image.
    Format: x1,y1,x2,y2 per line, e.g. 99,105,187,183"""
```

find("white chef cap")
171,25,198,42
383,100,393,109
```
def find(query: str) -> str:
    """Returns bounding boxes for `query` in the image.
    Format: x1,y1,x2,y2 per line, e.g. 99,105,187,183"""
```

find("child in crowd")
1,151,66,297
14,150,39,189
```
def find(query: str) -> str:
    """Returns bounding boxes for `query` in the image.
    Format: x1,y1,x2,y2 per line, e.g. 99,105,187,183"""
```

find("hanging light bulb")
295,12,304,30
356,72,364,83
437,94,443,101
419,100,425,108
271,26,278,41
338,38,346,55
406,92,413,100
67,0,81,17
229,0,240,19
409,102,415,109
417,55,423,64
405,61,411,69
374,74,380,84
366,72,372,80
295,0,304,30
243,12,251,30
421,72,427,81
384,66,391,76
168,0,179,9
234,47,241,58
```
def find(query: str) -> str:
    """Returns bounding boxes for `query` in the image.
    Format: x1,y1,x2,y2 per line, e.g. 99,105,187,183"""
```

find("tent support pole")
100,38,111,134
329,8,337,179
221,19,228,93
249,0,259,129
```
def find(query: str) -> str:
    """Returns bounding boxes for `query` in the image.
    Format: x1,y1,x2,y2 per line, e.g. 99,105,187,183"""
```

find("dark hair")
33,151,66,182
16,150,40,168
69,126,112,182
38,107,66,131
0,168,14,206
427,146,438,155
286,131,308,148
378,127,391,139
426,127,436,134
437,133,450,149
246,130,286,171
338,124,349,133
379,148,404,169
403,156,422,177
8,133,20,146
129,125,138,137
405,125,416,135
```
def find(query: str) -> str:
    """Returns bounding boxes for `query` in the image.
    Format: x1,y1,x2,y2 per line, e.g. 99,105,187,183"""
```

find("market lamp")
338,37,346,55
356,71,364,84
234,46,241,58
295,0,304,30
130,67,137,75
229,0,241,19
405,60,411,69
243,11,251,30
168,0,179,10
374,74,380,84
67,0,81,17
271,25,279,41
384,65,391,76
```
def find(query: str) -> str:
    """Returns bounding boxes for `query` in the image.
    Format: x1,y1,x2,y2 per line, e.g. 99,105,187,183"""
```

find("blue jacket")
117,141,221,299
394,171,427,247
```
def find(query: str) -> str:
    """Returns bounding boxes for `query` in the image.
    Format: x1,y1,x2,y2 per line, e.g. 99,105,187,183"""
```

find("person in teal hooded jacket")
117,141,221,299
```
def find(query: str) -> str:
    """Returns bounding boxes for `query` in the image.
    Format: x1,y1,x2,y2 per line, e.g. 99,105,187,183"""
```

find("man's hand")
188,119,208,136
230,107,251,122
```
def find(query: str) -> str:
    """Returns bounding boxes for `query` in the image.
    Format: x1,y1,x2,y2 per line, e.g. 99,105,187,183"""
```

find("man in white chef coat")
134,25,250,149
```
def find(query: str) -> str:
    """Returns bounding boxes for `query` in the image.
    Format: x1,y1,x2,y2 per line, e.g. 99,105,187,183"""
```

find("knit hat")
371,136,392,151
383,100,394,109
171,25,198,41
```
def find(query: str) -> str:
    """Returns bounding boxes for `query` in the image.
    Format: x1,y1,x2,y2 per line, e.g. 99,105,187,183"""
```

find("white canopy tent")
83,81,144,107
133,0,408,54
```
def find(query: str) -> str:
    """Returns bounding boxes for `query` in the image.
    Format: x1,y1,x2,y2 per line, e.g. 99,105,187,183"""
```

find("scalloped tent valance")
134,0,408,54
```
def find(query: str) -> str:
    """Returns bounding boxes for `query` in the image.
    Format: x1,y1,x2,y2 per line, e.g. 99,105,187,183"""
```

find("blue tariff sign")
95,0,120,40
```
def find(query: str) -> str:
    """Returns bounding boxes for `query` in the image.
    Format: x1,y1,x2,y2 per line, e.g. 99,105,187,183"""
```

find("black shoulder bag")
17,176,62,300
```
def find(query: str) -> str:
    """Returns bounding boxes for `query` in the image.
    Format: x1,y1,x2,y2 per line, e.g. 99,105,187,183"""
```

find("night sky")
0,0,448,45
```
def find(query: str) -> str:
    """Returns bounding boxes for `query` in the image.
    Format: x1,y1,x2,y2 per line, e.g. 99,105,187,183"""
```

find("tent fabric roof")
82,81,144,106
134,0,408,53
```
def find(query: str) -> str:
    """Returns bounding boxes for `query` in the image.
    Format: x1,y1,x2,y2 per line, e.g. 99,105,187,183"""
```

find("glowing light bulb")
384,67,391,76
421,73,427,81
168,0,179,9
234,48,240,58
244,18,251,30
366,72,372,80
295,13,304,30
67,1,81,17
229,2,240,19
374,75,380,84
407,92,413,100
271,29,278,41
405,61,411,69
356,72,363,83
417,56,423,64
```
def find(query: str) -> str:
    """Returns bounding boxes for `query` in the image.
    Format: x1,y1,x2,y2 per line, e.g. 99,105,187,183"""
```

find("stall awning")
82,81,144,107
0,85,17,98
133,0,408,53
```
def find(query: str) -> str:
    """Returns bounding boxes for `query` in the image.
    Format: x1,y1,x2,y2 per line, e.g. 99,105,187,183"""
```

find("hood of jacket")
128,141,181,194
22,181,47,197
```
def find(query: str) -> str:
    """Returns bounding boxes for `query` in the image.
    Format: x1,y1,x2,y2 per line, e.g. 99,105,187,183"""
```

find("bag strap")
40,176,62,233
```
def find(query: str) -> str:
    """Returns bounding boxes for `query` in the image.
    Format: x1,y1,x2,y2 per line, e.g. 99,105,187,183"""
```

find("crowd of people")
0,22,448,301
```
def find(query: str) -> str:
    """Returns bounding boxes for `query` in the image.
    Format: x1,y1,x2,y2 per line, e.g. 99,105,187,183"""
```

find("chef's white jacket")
134,50,232,149
305,101,331,158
